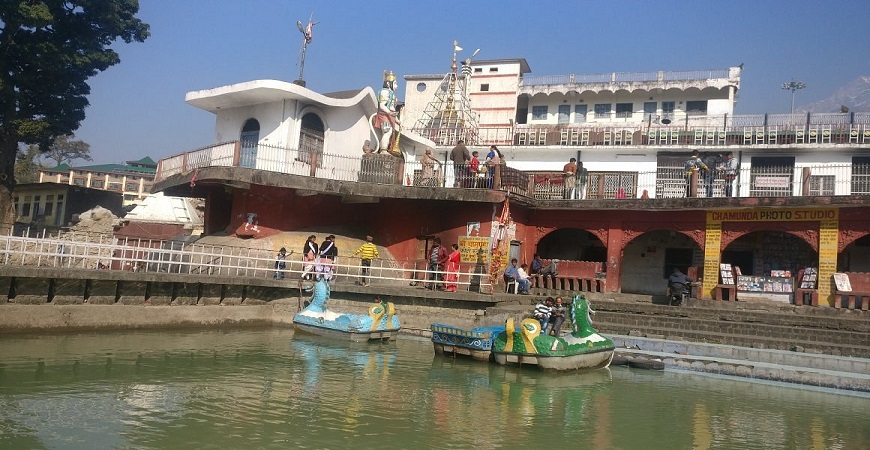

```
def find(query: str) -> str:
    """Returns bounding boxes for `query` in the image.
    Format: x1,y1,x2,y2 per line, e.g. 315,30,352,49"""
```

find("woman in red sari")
444,244,461,292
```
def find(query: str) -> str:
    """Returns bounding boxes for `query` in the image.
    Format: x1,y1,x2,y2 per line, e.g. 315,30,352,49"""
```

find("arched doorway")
839,234,870,271
621,230,702,295
240,119,260,168
536,228,606,262
722,231,816,277
298,113,325,169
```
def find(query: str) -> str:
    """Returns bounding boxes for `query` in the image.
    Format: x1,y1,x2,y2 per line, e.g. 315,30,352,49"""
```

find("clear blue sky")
72,0,870,165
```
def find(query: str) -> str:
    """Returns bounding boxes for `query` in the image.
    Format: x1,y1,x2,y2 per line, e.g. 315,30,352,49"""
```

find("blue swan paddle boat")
293,278,400,342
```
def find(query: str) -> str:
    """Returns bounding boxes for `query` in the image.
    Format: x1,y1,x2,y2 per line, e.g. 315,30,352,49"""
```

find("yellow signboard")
458,237,491,264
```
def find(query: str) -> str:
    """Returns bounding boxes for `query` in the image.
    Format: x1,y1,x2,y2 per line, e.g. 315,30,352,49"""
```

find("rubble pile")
68,206,119,235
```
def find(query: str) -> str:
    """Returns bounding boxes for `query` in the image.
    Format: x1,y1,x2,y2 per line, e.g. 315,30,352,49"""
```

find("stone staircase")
487,293,869,358
612,335,870,392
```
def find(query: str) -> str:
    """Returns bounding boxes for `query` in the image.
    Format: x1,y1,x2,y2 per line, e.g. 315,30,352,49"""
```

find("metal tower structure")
411,41,480,146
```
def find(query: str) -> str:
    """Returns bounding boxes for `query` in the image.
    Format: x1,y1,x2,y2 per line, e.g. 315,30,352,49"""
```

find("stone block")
117,280,147,305
87,279,118,305
172,282,199,306
222,285,244,306
147,281,173,306
11,277,50,304
51,278,87,304
245,285,291,304
0,276,12,301
199,284,223,306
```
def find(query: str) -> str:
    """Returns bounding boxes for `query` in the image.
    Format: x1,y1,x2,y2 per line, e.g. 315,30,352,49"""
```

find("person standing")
301,235,318,280
318,235,338,281
273,247,287,279
563,157,577,199
468,151,481,188
427,237,449,290
420,148,441,187
352,235,379,286
723,151,739,197
576,161,588,199
450,140,471,187
684,150,708,197
444,243,461,292
702,152,721,197
485,145,501,188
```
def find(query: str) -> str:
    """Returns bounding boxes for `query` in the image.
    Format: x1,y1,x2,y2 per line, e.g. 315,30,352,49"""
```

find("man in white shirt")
517,263,532,294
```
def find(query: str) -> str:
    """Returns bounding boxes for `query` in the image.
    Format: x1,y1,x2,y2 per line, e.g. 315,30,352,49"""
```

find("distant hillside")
797,76,870,113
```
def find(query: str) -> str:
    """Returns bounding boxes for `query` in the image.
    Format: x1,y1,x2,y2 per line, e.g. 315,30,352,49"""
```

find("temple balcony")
153,140,870,207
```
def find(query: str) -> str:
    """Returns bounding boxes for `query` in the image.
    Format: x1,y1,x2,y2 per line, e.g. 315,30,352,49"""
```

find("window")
809,175,835,196
662,101,675,114
108,183,122,191
92,179,104,188
557,105,570,124
615,103,633,118
573,105,587,123
750,156,795,197
57,194,64,201
489,67,498,72
851,156,870,194
480,84,489,92
416,82,426,92
21,203,31,217
594,103,611,119
125,183,139,192
532,105,548,121
73,178,85,186
44,202,54,216
474,67,482,73
686,100,708,115
643,101,657,117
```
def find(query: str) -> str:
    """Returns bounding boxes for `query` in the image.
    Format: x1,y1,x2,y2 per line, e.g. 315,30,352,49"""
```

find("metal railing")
530,163,869,199
521,68,733,86
0,231,495,292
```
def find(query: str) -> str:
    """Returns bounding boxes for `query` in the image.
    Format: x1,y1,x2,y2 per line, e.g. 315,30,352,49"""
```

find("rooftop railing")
521,68,733,86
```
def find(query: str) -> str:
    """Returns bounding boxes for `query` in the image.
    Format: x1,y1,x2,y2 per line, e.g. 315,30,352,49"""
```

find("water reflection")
0,329,866,449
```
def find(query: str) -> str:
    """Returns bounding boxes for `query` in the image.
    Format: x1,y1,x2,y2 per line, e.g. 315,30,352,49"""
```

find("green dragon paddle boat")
492,295,615,371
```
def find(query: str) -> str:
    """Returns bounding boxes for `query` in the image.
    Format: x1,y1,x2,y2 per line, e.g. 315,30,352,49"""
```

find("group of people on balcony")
685,150,739,198
450,141,506,188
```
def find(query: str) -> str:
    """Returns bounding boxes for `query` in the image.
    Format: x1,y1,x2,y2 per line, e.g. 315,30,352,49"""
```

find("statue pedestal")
359,154,402,185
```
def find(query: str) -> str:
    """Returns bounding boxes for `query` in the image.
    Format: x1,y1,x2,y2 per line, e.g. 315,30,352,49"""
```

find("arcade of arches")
529,207,870,302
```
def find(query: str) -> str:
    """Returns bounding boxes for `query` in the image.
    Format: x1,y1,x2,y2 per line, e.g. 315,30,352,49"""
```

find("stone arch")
839,234,870,272
721,230,816,277
535,228,607,262
621,229,703,295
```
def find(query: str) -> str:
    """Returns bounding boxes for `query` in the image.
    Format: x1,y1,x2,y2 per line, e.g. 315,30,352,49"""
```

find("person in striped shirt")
533,297,554,333
352,235,379,286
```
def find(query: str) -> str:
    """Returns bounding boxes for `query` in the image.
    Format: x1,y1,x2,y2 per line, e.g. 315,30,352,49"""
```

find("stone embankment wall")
2,267,867,361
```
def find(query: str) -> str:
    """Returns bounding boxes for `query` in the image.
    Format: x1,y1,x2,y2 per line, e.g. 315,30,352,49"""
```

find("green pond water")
0,328,867,449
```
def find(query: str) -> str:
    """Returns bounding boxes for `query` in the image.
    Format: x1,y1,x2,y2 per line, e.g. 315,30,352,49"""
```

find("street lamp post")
781,80,806,114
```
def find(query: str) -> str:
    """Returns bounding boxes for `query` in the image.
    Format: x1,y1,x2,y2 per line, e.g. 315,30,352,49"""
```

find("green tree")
0,1,149,232
45,135,92,167
14,145,42,184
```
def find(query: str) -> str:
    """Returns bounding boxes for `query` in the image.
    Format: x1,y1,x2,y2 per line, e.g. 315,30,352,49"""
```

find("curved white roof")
185,79,377,113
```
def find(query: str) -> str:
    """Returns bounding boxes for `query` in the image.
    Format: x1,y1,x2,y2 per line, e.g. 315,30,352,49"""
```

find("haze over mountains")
797,76,870,113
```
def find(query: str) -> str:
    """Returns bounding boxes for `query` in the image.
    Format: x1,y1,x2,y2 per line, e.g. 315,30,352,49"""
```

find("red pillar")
605,221,625,293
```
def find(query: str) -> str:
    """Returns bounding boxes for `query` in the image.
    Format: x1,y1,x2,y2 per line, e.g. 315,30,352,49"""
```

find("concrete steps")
612,335,870,393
